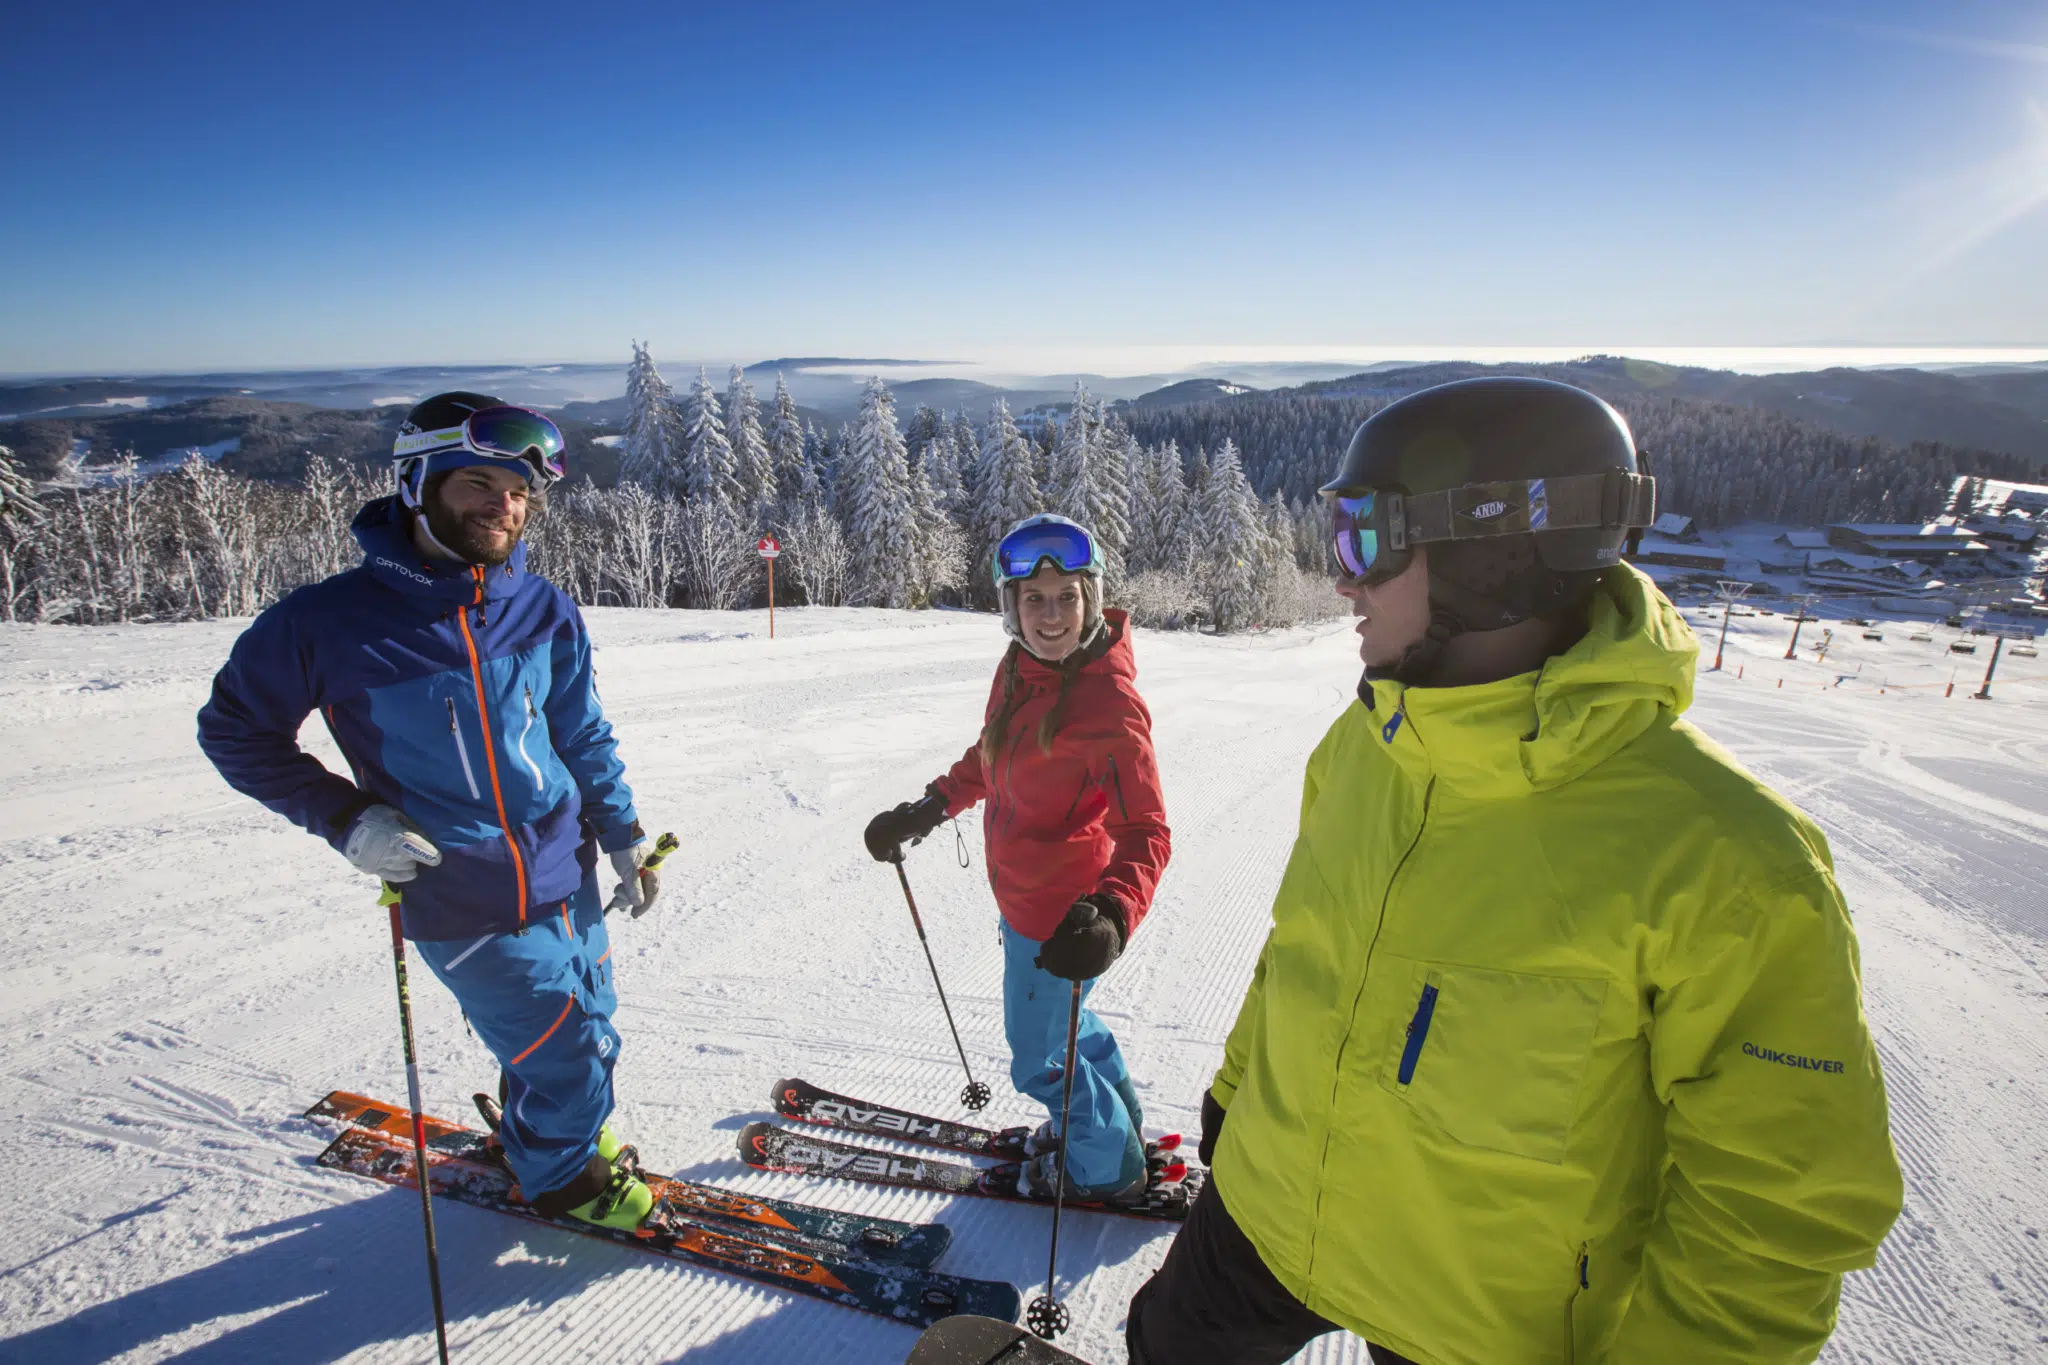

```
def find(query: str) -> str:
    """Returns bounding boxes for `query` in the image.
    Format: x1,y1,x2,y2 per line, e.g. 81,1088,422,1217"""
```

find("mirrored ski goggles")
392,405,568,486
993,520,1101,584
1330,490,1394,583
1324,470,1657,584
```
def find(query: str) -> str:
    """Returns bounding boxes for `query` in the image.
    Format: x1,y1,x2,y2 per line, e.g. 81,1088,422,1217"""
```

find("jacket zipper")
445,697,482,801
516,685,546,794
1395,981,1439,1086
1306,775,1435,1280
458,567,528,930
1567,1245,1590,1363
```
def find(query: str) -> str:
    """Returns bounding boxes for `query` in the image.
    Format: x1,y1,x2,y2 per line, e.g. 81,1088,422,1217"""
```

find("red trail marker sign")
757,535,781,637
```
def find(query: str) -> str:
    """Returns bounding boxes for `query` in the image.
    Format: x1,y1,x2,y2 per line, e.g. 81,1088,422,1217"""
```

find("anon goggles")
992,518,1101,587
1325,470,1657,584
392,405,567,487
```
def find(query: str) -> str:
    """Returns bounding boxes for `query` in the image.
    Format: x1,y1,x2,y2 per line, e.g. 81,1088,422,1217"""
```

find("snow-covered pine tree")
910,446,968,604
840,377,922,608
766,374,810,506
976,398,1042,551
1045,383,1131,576
904,404,944,462
923,431,969,522
725,365,775,519
801,422,833,507
681,368,742,507
620,341,682,489
1202,437,1269,631
1130,440,1189,572
948,408,981,511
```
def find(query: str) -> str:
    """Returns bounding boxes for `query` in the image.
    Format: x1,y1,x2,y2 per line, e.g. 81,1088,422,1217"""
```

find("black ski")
773,1077,1184,1164
306,1089,950,1268
738,1122,1198,1222
907,1313,1094,1363
316,1123,1017,1328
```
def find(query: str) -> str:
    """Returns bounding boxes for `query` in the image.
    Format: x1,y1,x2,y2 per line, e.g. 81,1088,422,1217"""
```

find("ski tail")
741,1122,1199,1222
318,1124,1014,1327
306,1090,952,1268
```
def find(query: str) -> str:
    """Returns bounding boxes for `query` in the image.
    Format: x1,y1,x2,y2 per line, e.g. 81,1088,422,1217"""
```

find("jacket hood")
1364,564,1694,797
351,494,528,606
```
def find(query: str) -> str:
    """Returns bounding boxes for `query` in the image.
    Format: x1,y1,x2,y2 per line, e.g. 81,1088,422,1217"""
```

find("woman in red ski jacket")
865,515,1171,1201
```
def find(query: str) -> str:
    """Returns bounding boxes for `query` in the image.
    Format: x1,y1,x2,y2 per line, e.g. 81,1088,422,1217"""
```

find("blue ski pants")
1001,921,1146,1192
414,869,618,1199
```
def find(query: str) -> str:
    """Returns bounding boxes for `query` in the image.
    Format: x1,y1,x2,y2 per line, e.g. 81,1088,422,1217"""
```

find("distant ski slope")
0,604,2041,1363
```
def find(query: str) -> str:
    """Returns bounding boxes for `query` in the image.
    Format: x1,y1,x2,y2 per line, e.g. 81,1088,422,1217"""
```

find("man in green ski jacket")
1127,378,1902,1365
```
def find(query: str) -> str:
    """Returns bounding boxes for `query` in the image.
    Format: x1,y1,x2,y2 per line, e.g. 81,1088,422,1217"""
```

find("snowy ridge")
0,605,2043,1362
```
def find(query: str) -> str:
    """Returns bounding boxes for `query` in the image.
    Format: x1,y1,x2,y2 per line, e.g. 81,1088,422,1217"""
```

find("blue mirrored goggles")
993,520,1100,585
394,405,567,486
1330,490,1393,582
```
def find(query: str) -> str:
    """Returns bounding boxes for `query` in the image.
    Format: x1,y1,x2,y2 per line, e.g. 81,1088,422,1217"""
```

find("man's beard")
422,495,525,566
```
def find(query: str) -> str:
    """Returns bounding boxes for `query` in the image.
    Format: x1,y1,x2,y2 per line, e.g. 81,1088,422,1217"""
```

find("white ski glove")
343,805,442,883
602,838,662,918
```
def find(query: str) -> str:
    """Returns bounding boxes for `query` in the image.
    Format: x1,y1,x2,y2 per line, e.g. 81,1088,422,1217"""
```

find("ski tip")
1157,1159,1188,1185
1150,1132,1182,1153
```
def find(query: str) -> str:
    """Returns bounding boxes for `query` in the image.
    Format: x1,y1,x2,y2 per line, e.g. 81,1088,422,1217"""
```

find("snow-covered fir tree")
681,369,742,507
766,374,810,506
725,366,775,519
620,341,682,490
840,377,922,608
802,422,834,507
1201,438,1270,630
948,408,981,511
1130,440,1190,572
976,399,1042,552
923,431,969,522
1045,384,1131,574
910,446,968,603
904,404,944,462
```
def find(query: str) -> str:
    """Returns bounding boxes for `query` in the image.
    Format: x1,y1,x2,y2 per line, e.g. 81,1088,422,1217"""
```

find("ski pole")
891,860,991,1111
382,885,453,1365
1026,968,1088,1341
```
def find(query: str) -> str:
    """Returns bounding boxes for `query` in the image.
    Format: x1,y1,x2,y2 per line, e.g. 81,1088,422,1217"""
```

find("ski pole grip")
642,831,679,872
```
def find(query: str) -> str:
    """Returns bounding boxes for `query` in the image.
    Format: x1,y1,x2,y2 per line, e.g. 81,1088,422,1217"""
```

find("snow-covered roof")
1777,530,1831,549
1652,513,1694,536
1830,522,1977,539
1857,536,1989,556
1808,553,1928,579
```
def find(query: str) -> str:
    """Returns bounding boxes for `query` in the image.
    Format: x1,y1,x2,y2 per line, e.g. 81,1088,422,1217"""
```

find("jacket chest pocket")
1375,957,1607,1165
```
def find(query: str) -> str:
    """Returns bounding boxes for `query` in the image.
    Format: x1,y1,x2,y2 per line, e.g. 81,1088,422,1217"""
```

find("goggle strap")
1400,472,1655,544
392,426,469,457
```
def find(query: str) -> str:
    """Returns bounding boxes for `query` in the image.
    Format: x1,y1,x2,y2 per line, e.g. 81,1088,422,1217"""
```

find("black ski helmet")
1322,377,1655,671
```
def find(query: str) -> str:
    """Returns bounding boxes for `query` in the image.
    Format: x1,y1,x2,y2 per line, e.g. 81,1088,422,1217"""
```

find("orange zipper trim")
457,567,529,930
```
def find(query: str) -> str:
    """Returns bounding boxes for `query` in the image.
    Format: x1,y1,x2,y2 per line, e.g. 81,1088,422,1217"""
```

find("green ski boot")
532,1130,656,1231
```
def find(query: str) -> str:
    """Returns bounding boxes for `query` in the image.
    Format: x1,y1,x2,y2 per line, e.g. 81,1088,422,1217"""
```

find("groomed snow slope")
0,604,2042,1364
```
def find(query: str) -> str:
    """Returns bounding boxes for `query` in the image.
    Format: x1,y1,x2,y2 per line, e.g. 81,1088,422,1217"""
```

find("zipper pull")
525,684,536,717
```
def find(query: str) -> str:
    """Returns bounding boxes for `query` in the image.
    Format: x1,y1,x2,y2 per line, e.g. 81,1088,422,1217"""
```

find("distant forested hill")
1118,363,2039,529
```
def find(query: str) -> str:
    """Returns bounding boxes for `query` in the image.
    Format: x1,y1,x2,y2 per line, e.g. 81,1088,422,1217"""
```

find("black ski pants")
1127,1179,1419,1365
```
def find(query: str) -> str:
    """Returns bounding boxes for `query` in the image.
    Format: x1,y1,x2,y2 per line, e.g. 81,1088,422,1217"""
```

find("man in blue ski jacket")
198,392,661,1230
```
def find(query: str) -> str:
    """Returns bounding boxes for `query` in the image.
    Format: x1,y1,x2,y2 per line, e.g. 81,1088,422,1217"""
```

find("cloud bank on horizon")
2,0,2045,372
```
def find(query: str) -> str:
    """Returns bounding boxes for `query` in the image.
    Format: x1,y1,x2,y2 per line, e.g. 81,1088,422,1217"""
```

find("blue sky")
3,0,2045,373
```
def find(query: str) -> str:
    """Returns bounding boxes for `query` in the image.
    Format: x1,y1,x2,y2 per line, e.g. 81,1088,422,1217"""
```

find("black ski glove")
863,787,949,863
1198,1090,1227,1167
1033,895,1127,981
